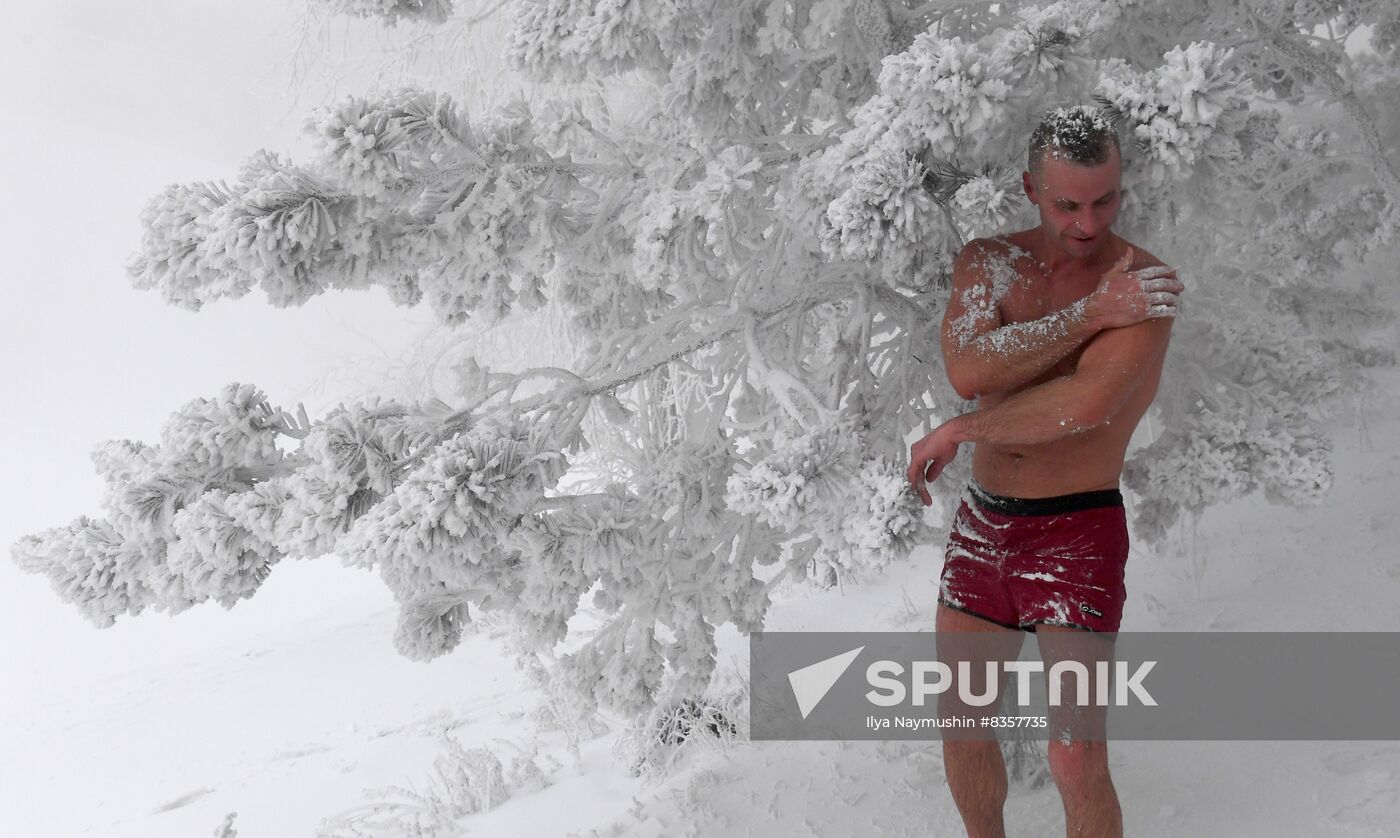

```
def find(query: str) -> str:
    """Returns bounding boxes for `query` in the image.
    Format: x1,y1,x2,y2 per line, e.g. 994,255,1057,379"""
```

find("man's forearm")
943,372,1104,447
947,298,1101,398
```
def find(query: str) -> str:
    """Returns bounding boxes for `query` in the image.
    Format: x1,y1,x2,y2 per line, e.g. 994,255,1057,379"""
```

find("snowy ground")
4,368,1399,837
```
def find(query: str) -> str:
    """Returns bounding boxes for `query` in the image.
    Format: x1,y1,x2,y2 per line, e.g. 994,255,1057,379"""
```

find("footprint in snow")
149,786,214,814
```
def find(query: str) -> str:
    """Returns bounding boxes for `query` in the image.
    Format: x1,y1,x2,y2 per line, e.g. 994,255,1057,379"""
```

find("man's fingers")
1147,303,1178,318
907,460,929,506
1133,265,1176,280
1139,276,1184,293
1146,291,1179,306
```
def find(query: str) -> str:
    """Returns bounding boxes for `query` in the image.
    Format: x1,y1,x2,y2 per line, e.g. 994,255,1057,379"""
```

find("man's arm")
940,239,1106,401
940,241,1181,401
908,314,1175,504
944,315,1174,446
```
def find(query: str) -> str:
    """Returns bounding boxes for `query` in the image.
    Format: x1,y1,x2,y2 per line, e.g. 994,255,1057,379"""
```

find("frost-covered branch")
1244,8,1400,199
16,0,1400,727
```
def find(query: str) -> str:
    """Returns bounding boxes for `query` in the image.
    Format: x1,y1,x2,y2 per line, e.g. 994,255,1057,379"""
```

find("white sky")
0,2,524,715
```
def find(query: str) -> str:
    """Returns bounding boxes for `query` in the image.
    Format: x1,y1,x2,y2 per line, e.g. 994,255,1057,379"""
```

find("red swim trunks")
938,480,1130,633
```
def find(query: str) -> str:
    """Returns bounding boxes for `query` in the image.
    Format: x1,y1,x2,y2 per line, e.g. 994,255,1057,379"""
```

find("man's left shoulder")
1116,237,1169,272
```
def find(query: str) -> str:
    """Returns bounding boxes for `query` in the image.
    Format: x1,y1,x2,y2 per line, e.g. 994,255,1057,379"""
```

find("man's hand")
907,422,963,507
1084,247,1183,330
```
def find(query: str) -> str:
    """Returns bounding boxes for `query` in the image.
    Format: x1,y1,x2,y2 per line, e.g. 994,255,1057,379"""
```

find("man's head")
1023,105,1122,260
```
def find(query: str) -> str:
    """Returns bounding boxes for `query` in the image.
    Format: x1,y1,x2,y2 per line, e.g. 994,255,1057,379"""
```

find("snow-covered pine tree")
12,1,1399,721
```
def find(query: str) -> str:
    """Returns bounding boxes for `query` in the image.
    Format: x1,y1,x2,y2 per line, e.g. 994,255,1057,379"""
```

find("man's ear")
1022,170,1038,205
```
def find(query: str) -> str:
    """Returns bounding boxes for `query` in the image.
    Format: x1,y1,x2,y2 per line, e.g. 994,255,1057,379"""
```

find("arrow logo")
787,646,865,719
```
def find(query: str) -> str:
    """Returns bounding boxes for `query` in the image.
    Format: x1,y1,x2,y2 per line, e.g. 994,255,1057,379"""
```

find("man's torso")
969,229,1166,498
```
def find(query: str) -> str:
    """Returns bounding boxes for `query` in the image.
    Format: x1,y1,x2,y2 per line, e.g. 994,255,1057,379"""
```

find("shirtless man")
905,106,1184,838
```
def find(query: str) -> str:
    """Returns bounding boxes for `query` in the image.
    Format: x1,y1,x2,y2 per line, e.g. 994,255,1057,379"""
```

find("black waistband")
968,480,1123,516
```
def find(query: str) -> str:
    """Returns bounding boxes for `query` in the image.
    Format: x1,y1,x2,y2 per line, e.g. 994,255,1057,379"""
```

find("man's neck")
1030,227,1115,275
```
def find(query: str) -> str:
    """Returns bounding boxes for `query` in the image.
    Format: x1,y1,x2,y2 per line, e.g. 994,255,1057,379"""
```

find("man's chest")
997,274,1100,378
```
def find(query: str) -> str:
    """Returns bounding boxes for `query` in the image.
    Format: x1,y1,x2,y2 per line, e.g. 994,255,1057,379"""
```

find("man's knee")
943,737,1000,758
1046,738,1109,792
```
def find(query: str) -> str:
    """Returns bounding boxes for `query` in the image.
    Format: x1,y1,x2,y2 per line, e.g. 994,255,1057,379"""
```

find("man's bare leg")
1035,624,1123,838
935,603,1023,838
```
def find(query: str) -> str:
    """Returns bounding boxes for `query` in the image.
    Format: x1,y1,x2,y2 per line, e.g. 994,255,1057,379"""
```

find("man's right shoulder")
955,236,1013,261
952,236,1023,289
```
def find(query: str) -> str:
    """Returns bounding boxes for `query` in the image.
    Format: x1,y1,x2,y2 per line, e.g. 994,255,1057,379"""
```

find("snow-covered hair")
1027,104,1120,177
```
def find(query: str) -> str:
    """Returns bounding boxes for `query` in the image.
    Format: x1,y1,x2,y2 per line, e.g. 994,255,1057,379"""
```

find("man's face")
1022,145,1122,260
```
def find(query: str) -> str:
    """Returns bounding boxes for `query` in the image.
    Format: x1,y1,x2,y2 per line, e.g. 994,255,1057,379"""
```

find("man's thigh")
1007,505,1131,633
1034,624,1116,743
935,603,1025,740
